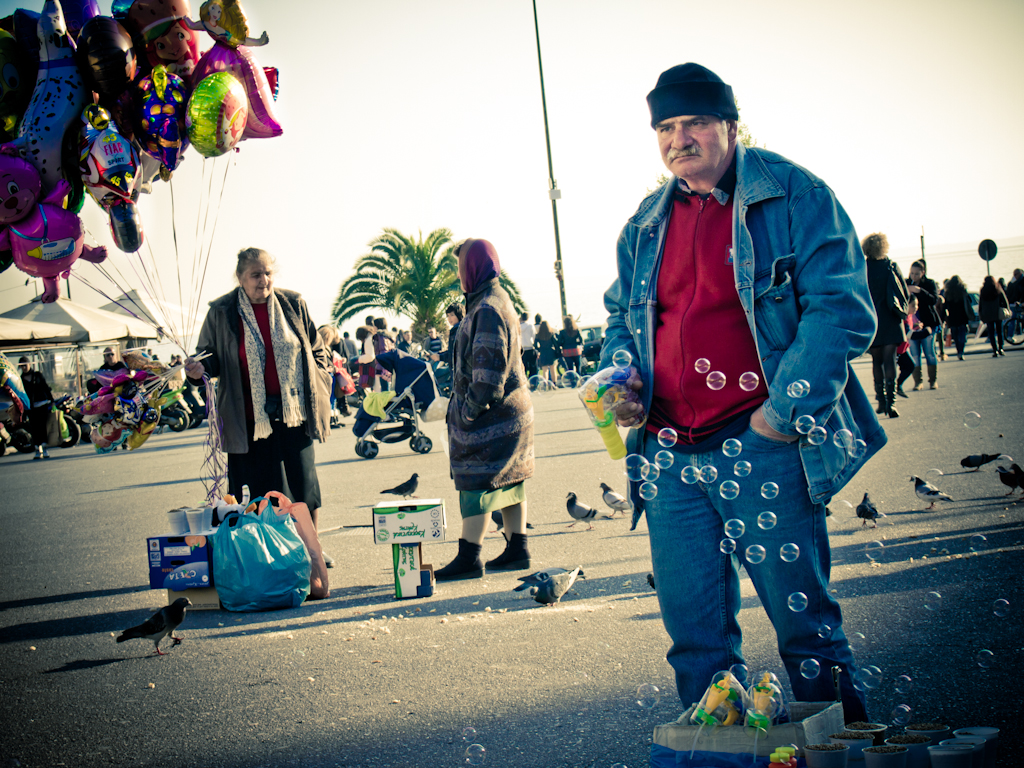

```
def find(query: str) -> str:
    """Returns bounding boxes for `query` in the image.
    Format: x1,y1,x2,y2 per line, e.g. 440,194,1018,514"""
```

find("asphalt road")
1,338,1021,768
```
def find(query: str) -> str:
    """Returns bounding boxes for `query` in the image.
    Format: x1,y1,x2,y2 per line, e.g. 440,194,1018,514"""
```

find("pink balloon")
193,42,281,140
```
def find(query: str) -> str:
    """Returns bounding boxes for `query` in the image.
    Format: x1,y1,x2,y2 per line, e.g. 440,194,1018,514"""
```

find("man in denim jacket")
600,63,886,721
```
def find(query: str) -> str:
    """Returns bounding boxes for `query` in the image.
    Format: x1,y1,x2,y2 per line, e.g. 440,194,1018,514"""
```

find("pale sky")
1,0,1022,346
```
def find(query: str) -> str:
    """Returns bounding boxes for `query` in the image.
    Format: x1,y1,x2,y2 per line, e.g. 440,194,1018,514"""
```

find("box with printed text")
147,534,212,590
372,499,446,545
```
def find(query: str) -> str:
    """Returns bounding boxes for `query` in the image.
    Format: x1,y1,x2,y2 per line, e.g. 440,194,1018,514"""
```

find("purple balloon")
192,42,282,140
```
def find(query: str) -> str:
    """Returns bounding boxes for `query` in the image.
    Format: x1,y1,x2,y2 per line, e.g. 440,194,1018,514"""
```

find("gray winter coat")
191,288,332,454
447,279,534,492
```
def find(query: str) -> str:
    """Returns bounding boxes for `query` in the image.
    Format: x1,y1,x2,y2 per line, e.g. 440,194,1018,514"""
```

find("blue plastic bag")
212,501,311,611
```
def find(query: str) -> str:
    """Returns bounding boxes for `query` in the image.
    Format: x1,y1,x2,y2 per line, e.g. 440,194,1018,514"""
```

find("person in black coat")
863,233,906,417
17,357,54,459
942,275,974,360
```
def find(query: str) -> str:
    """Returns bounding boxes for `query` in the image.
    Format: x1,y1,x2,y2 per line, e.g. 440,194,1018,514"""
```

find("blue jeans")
949,324,968,357
907,330,937,368
642,424,867,721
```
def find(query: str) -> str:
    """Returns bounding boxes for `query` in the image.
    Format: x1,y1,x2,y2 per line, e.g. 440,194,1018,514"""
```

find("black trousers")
228,422,322,510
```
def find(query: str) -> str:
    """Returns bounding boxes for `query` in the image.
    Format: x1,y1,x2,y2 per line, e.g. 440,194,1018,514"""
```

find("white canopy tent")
0,317,76,345
0,299,159,344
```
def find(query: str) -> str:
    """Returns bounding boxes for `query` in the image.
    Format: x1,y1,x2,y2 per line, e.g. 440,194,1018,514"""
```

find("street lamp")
531,0,567,320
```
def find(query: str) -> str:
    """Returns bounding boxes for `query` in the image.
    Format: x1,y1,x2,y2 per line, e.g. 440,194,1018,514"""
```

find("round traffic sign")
978,239,998,261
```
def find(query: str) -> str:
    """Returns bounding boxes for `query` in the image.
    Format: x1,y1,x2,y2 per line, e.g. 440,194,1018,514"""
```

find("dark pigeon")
996,464,1024,496
514,567,585,605
381,473,419,498
855,492,884,527
960,454,1003,471
117,598,191,656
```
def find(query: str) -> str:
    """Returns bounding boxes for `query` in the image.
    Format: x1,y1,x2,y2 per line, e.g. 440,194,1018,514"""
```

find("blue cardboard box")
147,534,212,590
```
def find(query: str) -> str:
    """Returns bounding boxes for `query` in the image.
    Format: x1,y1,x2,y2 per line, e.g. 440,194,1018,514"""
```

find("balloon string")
169,176,186,350
200,375,227,503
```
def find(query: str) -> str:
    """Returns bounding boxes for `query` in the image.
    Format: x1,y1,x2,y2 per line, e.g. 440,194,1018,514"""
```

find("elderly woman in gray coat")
435,238,535,580
185,247,334,562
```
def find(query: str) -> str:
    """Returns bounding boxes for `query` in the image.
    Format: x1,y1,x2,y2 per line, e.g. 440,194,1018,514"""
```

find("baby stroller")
353,350,445,459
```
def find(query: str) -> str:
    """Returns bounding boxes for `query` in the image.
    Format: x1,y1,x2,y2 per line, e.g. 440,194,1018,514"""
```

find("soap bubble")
969,534,987,552
699,465,718,484
722,438,743,457
560,371,582,389
681,465,700,485
745,545,767,564
780,543,800,562
787,380,810,399
848,631,866,650
724,519,746,539
760,482,780,499
757,511,777,530
612,350,633,369
636,683,661,709
925,468,944,486
657,427,678,448
465,743,486,765
734,461,752,477
787,592,808,612
849,439,867,459
640,463,660,482
807,426,827,446
924,591,943,611
611,764,628,768
976,649,994,669
695,358,711,374
864,541,884,562
963,411,981,429
816,624,832,639
706,371,727,390
528,375,543,392
833,429,854,449
639,482,658,501
894,675,913,695
729,664,749,685
720,481,740,500
655,450,675,470
795,415,816,434
861,665,883,690
462,727,478,742
993,598,1010,618
739,371,761,391
799,659,821,679
890,704,913,726
720,538,737,554
625,454,648,482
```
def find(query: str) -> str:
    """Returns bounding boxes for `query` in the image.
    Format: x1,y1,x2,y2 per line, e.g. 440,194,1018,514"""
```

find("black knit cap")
647,63,738,127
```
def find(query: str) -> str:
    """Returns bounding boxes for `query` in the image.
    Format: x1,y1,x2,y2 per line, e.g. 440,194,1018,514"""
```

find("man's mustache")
667,146,701,160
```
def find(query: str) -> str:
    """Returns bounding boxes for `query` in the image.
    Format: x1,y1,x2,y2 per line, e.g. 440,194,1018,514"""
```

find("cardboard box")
392,543,434,599
165,587,221,611
372,499,446,544
653,701,845,760
147,534,213,590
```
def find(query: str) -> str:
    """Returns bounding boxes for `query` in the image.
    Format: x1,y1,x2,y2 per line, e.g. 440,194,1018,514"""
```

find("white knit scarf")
237,288,307,441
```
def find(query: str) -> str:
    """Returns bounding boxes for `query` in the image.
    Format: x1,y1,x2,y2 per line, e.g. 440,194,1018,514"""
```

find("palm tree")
332,228,527,335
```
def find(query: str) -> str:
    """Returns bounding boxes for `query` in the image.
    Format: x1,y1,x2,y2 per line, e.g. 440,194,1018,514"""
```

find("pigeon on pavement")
995,464,1024,496
566,492,599,530
911,476,953,510
489,510,535,537
381,473,419,498
960,454,1003,471
514,567,585,605
600,483,631,518
647,573,656,591
117,598,191,656
855,492,884,527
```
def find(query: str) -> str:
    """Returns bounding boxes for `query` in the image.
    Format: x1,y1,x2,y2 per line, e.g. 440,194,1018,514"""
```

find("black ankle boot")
873,378,885,414
485,532,531,571
884,378,899,418
434,539,484,581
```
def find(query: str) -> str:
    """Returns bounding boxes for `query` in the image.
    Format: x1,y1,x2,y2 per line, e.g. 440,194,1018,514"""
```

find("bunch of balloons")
0,0,281,298
79,363,183,452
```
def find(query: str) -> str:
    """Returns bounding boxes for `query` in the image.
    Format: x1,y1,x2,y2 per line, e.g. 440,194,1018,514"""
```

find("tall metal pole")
532,0,567,320
920,226,925,262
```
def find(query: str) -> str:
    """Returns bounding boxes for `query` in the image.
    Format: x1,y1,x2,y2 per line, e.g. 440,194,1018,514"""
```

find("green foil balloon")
186,72,248,158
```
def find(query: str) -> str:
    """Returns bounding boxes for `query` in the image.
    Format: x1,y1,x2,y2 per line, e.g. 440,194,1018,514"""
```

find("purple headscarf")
458,238,500,294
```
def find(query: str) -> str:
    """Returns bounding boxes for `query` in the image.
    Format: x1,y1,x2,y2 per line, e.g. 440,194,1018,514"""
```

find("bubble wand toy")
577,363,642,461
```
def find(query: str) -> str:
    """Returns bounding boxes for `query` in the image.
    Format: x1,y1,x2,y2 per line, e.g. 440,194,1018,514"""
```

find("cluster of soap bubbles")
691,359,764,394
462,728,485,766
527,375,558,395
853,664,883,691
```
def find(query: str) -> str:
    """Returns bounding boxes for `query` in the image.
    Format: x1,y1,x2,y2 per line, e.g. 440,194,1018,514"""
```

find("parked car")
580,324,605,371
968,292,980,334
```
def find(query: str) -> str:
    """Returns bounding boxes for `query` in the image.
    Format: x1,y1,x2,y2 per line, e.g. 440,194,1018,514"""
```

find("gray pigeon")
381,473,419,498
960,454,1003,471
911,476,952,510
117,598,191,656
514,567,585,605
855,492,884,527
489,510,534,537
566,492,598,530
600,483,631,518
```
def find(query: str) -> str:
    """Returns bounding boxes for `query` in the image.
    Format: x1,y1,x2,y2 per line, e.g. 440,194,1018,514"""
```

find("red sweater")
647,191,768,445
238,302,281,423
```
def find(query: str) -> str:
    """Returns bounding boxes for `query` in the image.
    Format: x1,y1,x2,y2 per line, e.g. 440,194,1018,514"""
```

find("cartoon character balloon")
186,71,246,157
136,65,189,176
0,151,107,302
3,1,88,200
183,0,267,49
79,104,143,252
122,0,200,81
